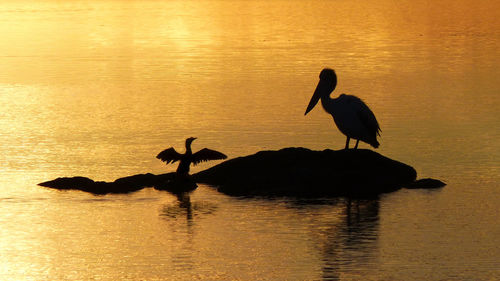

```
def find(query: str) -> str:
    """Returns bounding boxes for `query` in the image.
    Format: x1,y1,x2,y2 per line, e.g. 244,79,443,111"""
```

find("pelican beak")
305,80,326,115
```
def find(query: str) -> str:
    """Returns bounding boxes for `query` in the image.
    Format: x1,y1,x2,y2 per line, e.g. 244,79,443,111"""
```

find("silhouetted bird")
156,137,227,175
305,68,381,149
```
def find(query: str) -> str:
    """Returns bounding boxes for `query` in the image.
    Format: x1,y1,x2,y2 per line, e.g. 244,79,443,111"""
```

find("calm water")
1,0,499,280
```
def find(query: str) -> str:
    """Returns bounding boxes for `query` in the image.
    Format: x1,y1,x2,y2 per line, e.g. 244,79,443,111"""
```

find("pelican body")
305,68,381,149
156,137,227,175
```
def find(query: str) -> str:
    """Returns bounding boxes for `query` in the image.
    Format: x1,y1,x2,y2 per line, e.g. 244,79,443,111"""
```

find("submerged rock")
39,173,176,195
193,147,418,197
405,178,446,189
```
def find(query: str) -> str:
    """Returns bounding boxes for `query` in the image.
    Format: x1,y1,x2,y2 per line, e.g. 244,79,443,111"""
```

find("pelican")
156,137,227,175
305,68,381,149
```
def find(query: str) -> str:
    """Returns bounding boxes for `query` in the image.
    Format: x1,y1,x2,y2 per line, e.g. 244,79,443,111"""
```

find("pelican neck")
320,93,340,110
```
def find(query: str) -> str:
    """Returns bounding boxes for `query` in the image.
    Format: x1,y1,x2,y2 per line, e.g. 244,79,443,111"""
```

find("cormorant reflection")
160,192,218,224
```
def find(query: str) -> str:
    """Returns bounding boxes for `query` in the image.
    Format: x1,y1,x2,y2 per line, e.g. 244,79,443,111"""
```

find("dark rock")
405,178,446,189
153,175,198,194
38,176,96,190
39,173,176,195
39,147,443,197
193,147,417,197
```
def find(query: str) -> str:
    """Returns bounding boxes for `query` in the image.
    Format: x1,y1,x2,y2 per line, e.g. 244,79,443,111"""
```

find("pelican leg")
345,137,350,150
354,140,359,149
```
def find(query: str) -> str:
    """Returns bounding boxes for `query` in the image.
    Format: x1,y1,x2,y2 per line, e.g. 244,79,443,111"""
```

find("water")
0,0,499,280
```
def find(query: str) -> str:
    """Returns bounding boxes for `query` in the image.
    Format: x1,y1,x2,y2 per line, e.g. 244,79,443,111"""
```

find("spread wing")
349,95,381,136
191,148,227,165
156,147,182,164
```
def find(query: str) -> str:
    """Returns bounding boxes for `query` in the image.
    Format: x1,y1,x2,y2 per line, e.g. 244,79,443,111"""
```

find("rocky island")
193,148,419,197
39,147,444,197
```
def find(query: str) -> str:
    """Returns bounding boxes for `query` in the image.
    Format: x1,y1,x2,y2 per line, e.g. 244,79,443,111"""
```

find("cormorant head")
305,68,338,115
186,137,197,145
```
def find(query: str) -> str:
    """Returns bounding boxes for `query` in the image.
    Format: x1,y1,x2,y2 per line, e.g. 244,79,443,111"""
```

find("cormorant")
156,137,227,174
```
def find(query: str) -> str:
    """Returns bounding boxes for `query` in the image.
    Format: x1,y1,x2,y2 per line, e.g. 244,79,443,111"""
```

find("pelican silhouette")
156,137,227,174
305,68,381,149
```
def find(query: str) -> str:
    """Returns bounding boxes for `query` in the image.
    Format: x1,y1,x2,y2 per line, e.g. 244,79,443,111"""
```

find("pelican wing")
191,148,227,165
156,147,182,164
350,96,381,136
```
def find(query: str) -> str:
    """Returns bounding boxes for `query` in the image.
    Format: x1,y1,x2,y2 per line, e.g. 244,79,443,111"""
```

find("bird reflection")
178,193,194,222
158,191,219,273
288,197,379,280
305,68,381,149
160,192,218,225
323,199,379,280
160,193,195,225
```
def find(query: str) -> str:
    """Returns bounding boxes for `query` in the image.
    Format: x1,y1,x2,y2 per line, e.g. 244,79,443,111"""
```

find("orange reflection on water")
0,0,499,279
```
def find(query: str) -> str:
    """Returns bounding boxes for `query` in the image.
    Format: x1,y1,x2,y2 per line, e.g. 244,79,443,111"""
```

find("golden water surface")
0,0,499,280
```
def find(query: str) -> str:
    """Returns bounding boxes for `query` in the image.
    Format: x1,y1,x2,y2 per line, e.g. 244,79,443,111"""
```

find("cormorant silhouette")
156,137,227,174
305,68,381,149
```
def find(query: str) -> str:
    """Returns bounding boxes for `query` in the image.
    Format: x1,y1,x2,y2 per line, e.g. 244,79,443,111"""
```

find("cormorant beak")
305,79,327,115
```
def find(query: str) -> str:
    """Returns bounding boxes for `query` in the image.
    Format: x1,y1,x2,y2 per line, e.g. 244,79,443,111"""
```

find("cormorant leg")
345,137,350,150
354,140,359,149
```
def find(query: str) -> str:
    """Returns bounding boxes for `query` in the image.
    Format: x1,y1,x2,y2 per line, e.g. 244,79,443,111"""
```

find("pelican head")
305,68,337,115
